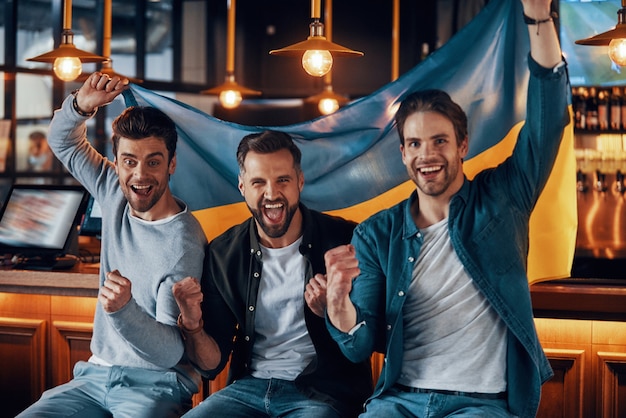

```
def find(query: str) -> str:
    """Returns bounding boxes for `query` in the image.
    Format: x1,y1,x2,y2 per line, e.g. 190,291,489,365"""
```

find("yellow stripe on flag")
194,110,576,284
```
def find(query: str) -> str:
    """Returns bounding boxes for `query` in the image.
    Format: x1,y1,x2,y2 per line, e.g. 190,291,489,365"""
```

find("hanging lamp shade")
202,74,261,96
270,34,364,57
575,8,626,46
269,0,362,77
575,4,626,66
27,35,108,63
27,0,107,82
202,0,260,108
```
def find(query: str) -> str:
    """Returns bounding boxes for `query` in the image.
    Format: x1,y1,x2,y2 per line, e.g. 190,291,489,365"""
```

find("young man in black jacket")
173,130,372,417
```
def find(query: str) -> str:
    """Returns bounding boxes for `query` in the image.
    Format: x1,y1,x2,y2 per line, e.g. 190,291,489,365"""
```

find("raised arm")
522,0,562,68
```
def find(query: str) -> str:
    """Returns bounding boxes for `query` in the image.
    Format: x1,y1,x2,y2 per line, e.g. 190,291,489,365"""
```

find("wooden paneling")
50,321,93,387
0,317,46,418
535,318,626,417
597,351,626,418
538,348,585,418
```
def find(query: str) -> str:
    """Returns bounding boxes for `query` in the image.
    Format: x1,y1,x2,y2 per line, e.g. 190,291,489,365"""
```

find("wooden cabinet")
532,280,626,418
535,318,626,418
0,290,96,418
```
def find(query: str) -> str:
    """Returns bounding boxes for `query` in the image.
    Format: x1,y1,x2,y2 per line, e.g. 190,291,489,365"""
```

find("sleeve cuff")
348,320,366,336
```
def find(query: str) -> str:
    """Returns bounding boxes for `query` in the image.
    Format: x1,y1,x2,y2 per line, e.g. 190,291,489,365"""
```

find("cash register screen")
79,195,102,237
0,184,88,257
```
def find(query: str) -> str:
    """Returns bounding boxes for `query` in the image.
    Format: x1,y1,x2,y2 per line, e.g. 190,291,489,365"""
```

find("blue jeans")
361,386,514,418
183,375,342,418
16,361,192,418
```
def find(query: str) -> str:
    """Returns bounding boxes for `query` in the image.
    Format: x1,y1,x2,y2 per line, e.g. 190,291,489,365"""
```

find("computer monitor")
80,195,102,238
0,184,88,269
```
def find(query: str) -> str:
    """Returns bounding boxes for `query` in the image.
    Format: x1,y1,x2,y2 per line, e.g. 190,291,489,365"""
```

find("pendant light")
270,0,363,77
27,0,108,81
202,0,260,109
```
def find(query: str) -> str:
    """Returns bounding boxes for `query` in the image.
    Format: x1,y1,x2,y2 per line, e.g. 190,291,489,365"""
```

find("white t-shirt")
251,236,316,380
398,218,508,393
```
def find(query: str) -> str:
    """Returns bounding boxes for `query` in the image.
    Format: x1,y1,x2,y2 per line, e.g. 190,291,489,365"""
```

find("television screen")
560,0,626,86
80,195,102,237
0,184,88,268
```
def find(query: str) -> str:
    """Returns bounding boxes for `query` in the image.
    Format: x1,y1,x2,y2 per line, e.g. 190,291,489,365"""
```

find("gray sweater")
47,95,207,393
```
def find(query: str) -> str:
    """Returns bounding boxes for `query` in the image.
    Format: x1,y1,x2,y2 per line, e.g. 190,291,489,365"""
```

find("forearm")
109,299,185,368
523,1,562,69
179,326,222,371
327,297,358,333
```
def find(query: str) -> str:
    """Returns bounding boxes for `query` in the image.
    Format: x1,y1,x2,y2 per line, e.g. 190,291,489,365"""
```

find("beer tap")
616,170,625,193
576,169,588,192
595,169,607,192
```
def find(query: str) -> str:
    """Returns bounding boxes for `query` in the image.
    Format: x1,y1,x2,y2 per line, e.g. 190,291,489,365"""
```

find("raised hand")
99,269,132,313
73,72,129,115
324,244,360,332
172,276,203,330
305,274,328,317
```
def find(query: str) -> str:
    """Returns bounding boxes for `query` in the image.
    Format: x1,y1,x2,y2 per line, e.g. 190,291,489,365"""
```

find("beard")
249,198,299,239
408,158,462,198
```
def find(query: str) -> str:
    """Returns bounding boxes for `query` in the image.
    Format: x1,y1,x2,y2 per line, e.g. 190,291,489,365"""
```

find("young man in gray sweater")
17,72,207,418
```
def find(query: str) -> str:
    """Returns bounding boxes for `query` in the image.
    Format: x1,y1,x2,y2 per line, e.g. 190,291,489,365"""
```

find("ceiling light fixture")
27,0,108,81
202,0,260,109
575,0,626,66
304,0,348,115
76,0,141,83
305,84,349,115
270,0,363,77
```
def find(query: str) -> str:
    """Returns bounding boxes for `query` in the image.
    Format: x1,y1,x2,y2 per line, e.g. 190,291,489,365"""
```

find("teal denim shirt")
327,55,570,418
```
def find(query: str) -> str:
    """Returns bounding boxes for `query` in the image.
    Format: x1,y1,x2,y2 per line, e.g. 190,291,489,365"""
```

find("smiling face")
238,148,304,248
400,110,468,201
114,136,176,220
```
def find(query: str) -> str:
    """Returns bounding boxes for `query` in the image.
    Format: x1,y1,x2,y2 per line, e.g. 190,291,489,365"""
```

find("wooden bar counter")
1,262,625,417
0,266,99,297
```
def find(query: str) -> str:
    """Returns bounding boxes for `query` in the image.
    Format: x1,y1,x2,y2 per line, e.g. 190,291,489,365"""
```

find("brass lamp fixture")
270,0,363,77
76,0,140,83
576,0,626,66
202,0,260,109
304,0,348,115
305,83,348,115
27,0,108,81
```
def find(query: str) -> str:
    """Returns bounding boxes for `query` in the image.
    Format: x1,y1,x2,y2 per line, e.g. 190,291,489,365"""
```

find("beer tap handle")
576,169,588,192
616,170,625,193
595,169,607,192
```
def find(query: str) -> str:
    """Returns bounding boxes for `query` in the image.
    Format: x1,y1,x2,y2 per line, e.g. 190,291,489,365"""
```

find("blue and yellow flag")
124,0,576,284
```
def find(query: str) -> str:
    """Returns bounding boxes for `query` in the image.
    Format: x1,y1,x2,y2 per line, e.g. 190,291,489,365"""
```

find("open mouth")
263,202,285,223
418,165,443,178
131,184,153,197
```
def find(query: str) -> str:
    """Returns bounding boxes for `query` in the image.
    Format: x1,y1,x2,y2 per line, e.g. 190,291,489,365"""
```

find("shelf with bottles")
572,86,626,133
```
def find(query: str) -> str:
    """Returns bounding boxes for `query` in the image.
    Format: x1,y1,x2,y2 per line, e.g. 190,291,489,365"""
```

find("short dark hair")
395,89,468,146
111,106,177,162
237,130,302,173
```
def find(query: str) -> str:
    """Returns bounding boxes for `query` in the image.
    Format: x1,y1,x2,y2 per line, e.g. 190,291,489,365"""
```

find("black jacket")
200,204,372,417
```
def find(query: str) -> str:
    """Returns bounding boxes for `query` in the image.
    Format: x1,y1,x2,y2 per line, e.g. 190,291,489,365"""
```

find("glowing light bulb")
53,56,82,81
219,89,243,109
302,50,333,77
609,38,626,66
318,97,339,115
